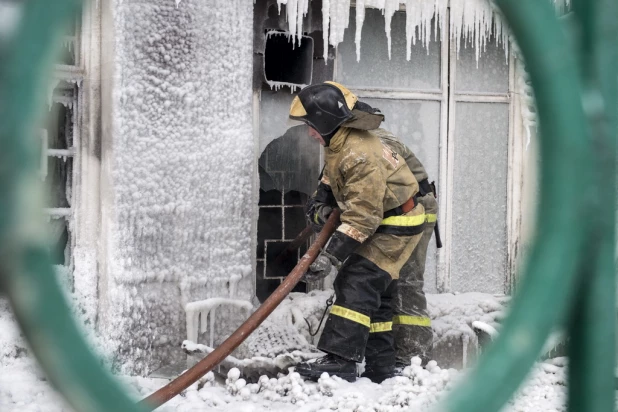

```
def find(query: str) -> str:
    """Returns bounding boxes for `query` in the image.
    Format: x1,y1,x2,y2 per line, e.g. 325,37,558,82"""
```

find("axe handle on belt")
434,220,443,248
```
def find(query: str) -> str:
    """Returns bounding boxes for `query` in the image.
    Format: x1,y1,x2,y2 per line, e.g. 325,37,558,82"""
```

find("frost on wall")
99,0,254,374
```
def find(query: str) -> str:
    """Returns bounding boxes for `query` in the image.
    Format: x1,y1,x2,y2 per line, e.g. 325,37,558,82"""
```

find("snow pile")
0,299,70,411
180,291,508,379
165,361,458,410
0,294,569,411
0,299,26,367
127,359,567,411
429,292,507,345
214,291,506,363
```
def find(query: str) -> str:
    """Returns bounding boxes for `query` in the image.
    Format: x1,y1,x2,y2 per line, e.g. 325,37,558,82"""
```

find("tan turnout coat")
322,127,425,279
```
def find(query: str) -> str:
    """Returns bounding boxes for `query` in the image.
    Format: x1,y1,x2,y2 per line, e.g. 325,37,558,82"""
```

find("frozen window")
43,13,83,270
56,15,80,67
264,30,313,87
450,103,509,293
256,94,321,303
456,36,509,94
336,8,441,91
42,85,77,266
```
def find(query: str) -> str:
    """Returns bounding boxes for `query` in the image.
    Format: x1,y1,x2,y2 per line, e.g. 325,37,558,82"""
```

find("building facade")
45,0,539,374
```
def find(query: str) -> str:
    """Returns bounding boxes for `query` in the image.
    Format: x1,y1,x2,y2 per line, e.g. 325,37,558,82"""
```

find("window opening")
264,30,313,89
256,124,321,303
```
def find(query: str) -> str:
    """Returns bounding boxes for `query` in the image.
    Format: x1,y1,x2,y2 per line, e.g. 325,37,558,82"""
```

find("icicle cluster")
275,0,570,64
277,0,311,46
450,0,509,63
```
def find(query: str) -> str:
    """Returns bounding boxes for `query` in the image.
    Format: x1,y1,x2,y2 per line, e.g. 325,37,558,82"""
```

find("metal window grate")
41,21,82,268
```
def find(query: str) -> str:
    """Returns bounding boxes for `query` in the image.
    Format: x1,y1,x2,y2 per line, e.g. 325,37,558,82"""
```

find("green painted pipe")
566,0,617,411
0,1,145,411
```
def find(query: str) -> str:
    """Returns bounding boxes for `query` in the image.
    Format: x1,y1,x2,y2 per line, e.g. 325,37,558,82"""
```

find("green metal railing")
0,0,615,411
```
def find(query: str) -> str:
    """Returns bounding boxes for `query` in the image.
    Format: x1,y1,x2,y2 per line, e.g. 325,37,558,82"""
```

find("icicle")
328,0,351,47
175,0,181,8
405,0,416,60
297,0,309,46
322,0,330,61
516,62,537,151
354,0,365,62
47,80,60,110
286,0,298,45
403,0,446,61
266,80,306,93
462,334,470,368
383,0,398,60
276,0,310,47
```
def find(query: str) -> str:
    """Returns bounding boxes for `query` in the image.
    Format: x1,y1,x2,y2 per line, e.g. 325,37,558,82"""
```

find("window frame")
333,7,522,294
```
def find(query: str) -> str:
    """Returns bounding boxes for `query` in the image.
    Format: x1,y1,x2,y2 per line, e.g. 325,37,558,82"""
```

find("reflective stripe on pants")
330,305,370,328
393,314,431,327
369,321,393,333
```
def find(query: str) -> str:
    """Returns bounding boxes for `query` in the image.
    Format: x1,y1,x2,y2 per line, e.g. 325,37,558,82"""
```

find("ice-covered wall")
98,0,255,374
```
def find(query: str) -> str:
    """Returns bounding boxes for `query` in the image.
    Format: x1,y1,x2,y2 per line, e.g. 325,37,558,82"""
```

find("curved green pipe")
440,0,593,411
0,1,144,411
1,0,614,411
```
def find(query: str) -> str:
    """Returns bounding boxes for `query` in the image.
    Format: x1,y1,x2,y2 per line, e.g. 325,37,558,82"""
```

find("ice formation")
277,0,570,63
99,0,255,374
185,298,253,345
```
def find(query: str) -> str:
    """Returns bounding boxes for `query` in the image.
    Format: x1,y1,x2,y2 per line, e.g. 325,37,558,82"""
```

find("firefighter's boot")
296,353,357,382
361,365,396,383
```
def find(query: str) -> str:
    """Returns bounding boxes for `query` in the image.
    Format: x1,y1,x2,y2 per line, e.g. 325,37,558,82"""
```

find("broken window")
264,30,314,88
256,112,321,303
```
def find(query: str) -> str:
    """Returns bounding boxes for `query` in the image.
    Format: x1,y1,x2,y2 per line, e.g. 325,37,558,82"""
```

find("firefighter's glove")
305,183,336,234
306,251,341,282
310,204,333,233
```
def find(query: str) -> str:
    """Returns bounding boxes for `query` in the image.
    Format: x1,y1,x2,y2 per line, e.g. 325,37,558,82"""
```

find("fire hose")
141,210,340,409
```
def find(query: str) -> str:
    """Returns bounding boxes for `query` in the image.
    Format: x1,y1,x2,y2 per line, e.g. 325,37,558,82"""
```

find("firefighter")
371,128,439,370
306,124,441,380
289,81,426,383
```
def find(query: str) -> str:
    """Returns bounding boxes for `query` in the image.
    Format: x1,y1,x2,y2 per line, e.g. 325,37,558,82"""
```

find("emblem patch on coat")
382,144,400,168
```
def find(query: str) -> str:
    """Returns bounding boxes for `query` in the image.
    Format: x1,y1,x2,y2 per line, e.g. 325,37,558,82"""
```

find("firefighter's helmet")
289,82,357,137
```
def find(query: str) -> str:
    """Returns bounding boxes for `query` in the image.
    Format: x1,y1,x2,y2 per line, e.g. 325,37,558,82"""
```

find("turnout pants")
317,254,396,364
393,193,438,366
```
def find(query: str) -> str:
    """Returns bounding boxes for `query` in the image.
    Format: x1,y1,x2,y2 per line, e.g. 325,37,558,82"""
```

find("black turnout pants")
318,254,395,367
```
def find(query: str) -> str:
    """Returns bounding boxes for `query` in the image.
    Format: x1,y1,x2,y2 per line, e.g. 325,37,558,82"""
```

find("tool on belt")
419,179,443,249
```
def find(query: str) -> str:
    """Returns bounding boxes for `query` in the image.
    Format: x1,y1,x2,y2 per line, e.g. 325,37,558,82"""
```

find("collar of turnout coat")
342,108,385,131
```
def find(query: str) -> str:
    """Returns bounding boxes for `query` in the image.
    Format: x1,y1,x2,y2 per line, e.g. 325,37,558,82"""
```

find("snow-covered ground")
0,293,571,411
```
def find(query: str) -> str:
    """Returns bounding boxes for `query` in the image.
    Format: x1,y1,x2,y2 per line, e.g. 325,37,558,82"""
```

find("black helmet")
289,83,355,137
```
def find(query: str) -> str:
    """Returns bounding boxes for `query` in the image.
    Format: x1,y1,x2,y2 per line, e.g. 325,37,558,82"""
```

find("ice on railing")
471,320,499,339
185,298,253,346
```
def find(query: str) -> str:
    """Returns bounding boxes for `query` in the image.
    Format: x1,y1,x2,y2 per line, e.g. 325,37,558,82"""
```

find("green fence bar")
440,0,616,411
